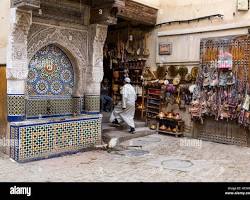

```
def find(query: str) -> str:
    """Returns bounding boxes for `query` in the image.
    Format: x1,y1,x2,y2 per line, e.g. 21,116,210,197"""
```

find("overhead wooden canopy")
11,0,158,26
90,0,158,26
117,0,158,26
11,0,41,10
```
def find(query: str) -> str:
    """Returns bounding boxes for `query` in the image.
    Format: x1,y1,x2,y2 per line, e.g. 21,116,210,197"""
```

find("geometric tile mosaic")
26,98,75,118
7,95,25,116
10,116,102,162
72,97,81,115
84,95,100,112
81,97,85,113
27,44,74,97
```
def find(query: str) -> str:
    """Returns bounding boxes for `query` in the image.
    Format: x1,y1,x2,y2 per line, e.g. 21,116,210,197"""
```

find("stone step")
102,121,146,134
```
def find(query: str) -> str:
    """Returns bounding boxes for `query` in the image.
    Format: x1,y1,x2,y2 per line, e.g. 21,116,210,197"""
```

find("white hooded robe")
110,83,137,128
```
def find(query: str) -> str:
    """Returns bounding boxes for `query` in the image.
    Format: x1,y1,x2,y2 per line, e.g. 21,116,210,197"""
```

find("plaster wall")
0,0,10,64
137,0,250,69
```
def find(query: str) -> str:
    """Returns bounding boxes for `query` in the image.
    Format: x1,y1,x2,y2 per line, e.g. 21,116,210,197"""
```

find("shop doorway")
101,19,151,121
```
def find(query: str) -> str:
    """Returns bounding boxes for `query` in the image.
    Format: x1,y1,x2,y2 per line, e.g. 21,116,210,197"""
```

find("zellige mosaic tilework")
26,98,74,118
7,95,25,122
27,44,74,97
10,116,102,162
84,95,100,113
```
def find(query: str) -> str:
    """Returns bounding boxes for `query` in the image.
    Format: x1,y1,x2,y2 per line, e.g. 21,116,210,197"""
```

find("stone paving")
0,133,250,182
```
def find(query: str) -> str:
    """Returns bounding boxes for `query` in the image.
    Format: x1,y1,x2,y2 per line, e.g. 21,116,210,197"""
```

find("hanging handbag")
219,72,227,87
210,70,218,87
242,94,250,111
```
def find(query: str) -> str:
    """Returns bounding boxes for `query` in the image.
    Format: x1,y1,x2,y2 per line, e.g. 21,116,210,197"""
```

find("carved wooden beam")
90,7,117,25
11,0,41,10
91,0,125,9
117,0,158,26
90,0,125,25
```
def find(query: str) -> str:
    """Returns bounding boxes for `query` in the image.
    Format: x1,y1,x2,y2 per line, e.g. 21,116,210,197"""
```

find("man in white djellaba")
110,77,137,133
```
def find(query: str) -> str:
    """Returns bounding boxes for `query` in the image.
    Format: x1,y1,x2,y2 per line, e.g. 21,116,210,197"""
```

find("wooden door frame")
0,64,7,137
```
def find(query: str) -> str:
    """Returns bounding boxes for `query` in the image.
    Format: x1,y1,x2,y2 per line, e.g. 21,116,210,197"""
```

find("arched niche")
25,44,81,118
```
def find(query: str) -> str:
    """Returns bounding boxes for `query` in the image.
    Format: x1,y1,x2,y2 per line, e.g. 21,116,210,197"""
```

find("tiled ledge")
10,114,102,163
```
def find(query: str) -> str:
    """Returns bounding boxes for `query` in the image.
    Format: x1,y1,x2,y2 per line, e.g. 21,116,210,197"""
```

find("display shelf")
147,115,156,119
157,129,184,137
156,117,185,137
147,88,161,90
147,110,159,115
147,98,161,102
147,102,160,106
146,88,164,126
147,105,161,109
148,93,161,96
157,117,183,122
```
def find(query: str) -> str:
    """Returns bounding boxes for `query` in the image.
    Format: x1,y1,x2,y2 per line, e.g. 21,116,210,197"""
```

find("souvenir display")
178,66,188,78
191,66,199,80
173,75,181,86
185,73,192,82
150,124,157,130
156,111,185,136
158,112,165,118
164,80,169,85
146,87,163,127
159,124,167,130
112,84,119,93
167,65,178,77
113,71,120,81
189,37,250,129
104,28,150,120
157,66,167,80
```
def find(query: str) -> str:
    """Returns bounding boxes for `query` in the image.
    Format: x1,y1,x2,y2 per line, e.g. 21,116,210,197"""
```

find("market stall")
142,64,199,136
103,21,151,120
190,35,250,146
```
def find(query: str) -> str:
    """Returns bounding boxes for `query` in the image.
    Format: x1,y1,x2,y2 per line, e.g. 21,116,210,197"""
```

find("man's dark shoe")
129,127,135,134
112,119,120,127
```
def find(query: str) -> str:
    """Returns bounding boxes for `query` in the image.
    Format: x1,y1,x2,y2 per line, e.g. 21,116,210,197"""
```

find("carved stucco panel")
7,9,32,83
6,67,29,80
28,26,88,67
86,24,107,95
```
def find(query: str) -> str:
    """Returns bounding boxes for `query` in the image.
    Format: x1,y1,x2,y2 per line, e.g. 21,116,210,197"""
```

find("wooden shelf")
146,87,163,126
147,115,157,119
147,97,161,101
128,68,143,70
147,105,160,110
148,101,160,105
158,117,183,122
148,88,161,90
147,110,159,115
148,93,161,96
157,130,184,137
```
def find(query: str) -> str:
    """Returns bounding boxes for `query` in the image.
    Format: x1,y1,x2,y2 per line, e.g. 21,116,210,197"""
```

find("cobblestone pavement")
1,134,250,182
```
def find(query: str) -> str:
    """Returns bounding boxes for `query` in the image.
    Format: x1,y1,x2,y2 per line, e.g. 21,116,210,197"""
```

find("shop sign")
159,43,172,55
237,0,249,11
